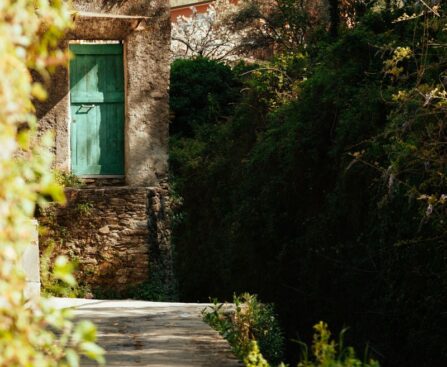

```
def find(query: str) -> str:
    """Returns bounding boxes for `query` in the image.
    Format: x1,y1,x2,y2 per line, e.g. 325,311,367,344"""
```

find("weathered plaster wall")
37,0,170,187
125,19,170,186
39,186,174,293
35,50,70,168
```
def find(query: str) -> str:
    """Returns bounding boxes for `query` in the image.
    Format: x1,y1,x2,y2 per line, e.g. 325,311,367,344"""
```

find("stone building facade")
37,0,174,296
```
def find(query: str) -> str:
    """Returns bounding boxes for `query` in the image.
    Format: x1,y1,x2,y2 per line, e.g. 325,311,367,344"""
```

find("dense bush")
170,3,447,367
170,57,242,137
203,294,284,365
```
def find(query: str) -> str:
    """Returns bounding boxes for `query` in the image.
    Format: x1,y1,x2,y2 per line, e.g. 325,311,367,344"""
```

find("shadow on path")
53,298,242,367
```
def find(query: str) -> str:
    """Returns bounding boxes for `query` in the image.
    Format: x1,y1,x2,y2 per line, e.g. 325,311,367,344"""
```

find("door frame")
68,40,127,179
45,11,170,187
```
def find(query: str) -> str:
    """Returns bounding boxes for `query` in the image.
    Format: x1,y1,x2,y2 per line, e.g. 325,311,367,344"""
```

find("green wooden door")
70,44,124,176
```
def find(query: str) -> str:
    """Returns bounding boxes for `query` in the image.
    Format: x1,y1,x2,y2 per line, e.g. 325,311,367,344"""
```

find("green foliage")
244,342,270,367
92,263,177,301
76,201,93,216
0,0,104,365
54,170,82,188
170,57,242,137
40,241,92,298
203,294,284,365
204,297,375,367
126,281,169,301
171,3,447,366
126,270,177,301
243,52,308,109
298,323,379,367
231,0,316,53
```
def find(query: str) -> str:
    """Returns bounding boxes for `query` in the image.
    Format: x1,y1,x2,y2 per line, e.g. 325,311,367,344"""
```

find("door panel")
70,44,124,176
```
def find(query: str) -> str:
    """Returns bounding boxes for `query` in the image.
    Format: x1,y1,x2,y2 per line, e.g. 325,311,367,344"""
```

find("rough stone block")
38,186,173,295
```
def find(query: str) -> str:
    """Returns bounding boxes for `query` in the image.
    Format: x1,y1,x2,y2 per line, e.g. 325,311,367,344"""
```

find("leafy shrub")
171,6,447,366
205,301,378,367
298,322,379,367
90,262,177,301
244,342,271,367
54,169,82,188
170,57,242,137
203,293,284,365
241,323,380,367
40,241,93,298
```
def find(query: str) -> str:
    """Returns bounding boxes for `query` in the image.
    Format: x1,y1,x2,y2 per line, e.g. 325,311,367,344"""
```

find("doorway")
69,43,125,176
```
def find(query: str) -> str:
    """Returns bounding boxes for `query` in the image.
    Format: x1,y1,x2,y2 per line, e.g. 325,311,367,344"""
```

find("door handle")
81,104,95,109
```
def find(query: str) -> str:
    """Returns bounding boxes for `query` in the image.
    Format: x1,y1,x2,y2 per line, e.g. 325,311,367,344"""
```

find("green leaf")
65,348,80,367
74,321,97,343
53,256,76,286
80,342,105,364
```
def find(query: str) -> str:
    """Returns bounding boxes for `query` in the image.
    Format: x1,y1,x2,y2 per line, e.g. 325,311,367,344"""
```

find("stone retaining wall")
39,186,173,294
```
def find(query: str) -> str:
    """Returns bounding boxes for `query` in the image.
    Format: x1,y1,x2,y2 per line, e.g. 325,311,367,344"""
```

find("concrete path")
52,298,242,367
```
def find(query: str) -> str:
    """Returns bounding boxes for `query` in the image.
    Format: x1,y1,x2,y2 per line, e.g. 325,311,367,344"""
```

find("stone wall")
36,0,173,296
39,186,173,294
